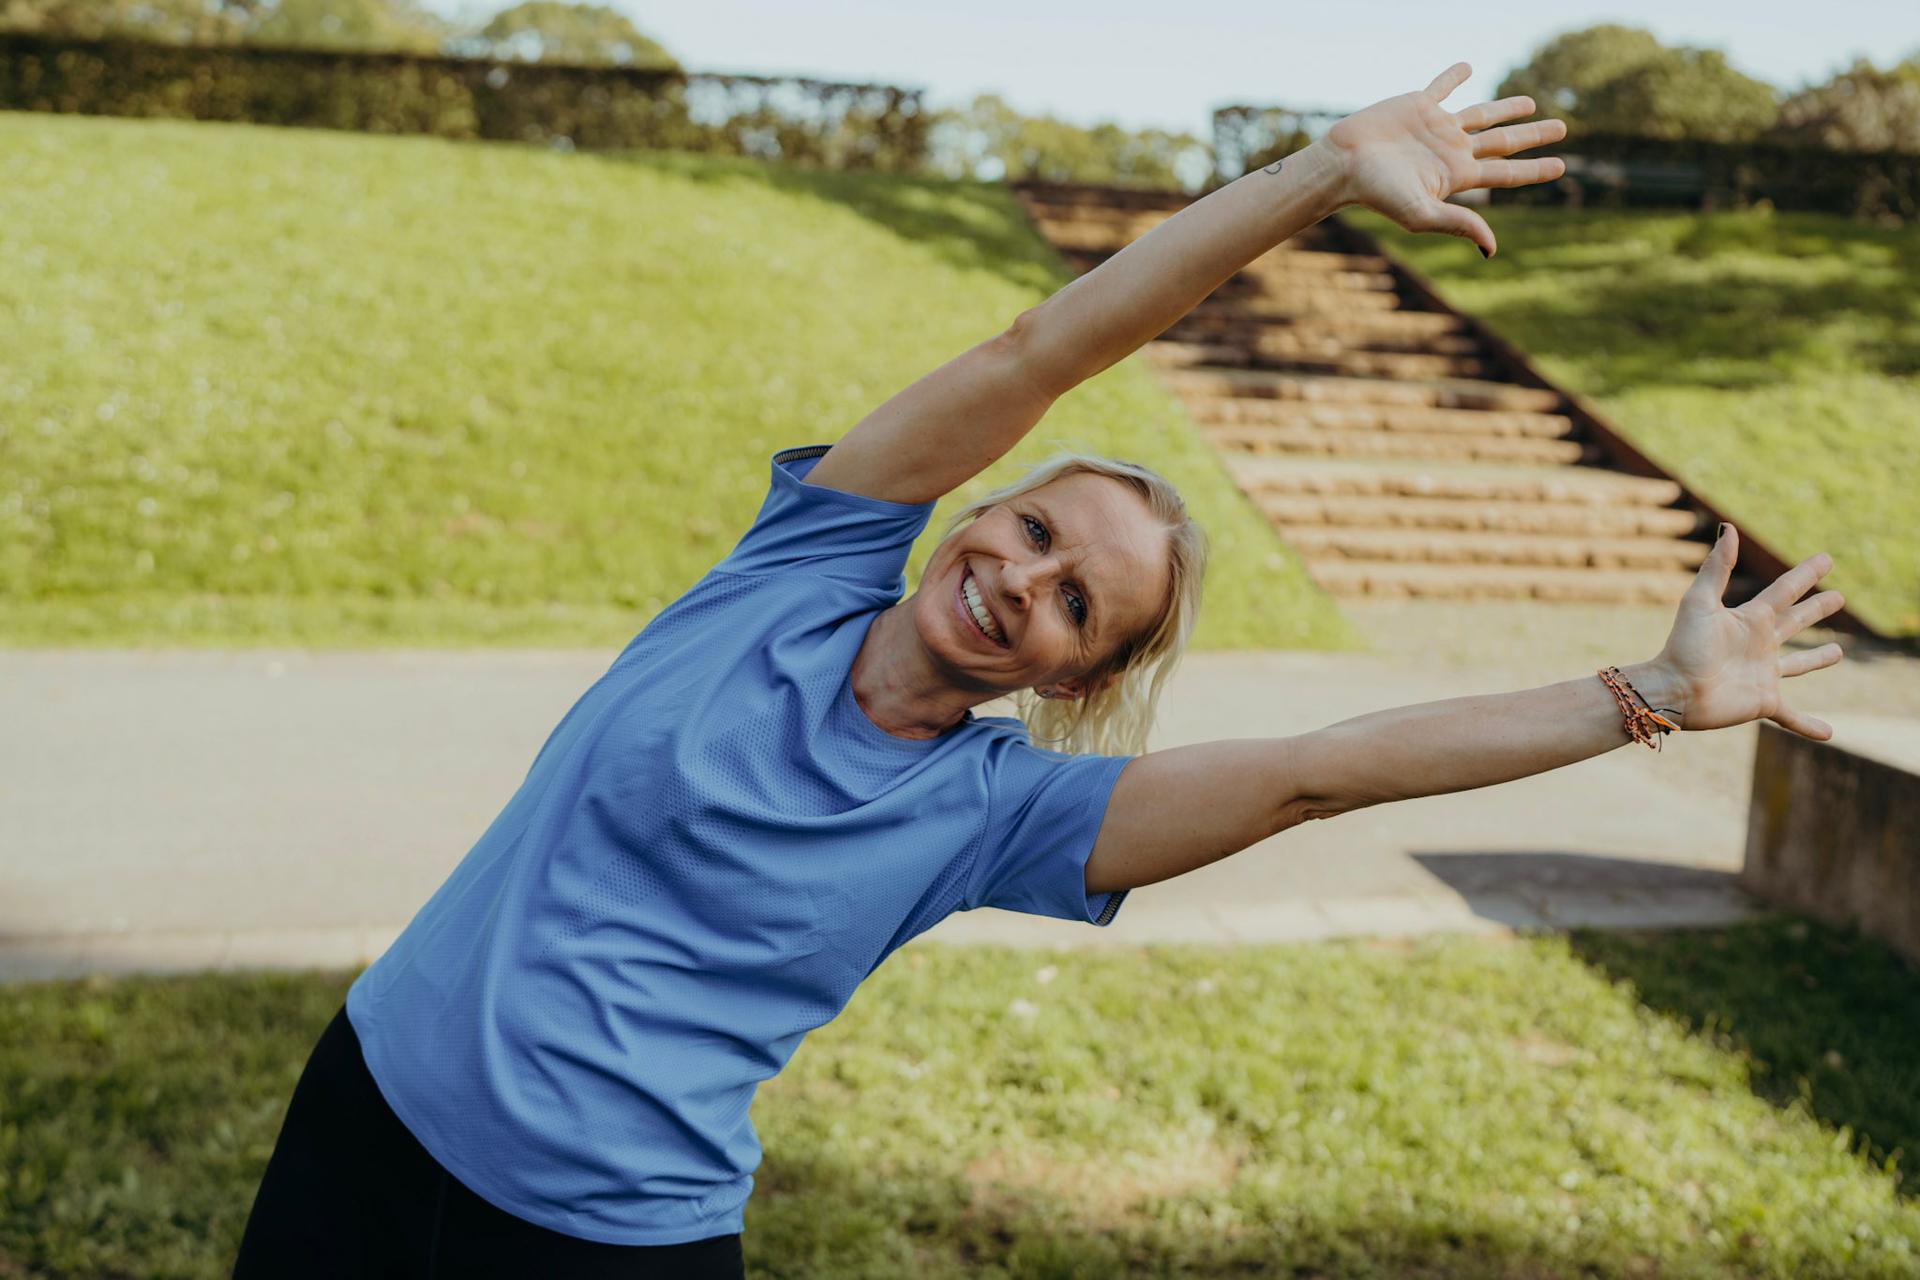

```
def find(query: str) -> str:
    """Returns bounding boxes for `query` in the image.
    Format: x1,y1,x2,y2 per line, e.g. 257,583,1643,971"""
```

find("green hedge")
1211,103,1920,219
1493,132,1920,220
0,34,929,168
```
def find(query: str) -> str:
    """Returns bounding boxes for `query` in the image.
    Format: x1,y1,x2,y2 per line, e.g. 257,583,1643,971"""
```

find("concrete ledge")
0,926,398,983
1741,721,1920,964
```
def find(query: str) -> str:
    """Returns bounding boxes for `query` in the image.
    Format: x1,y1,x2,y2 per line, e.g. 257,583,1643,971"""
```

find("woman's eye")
1065,591,1087,627
1021,515,1047,548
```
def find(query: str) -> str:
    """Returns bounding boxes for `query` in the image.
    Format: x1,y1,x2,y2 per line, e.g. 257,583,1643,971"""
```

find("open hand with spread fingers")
1315,62,1566,257
1647,525,1847,740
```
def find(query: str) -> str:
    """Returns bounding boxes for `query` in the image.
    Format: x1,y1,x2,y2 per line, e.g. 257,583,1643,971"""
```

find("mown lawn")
4,918,1916,1278
1358,206,1920,637
0,112,1351,651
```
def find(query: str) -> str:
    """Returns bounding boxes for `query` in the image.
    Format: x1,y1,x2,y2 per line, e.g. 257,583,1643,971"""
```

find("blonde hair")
944,453,1208,757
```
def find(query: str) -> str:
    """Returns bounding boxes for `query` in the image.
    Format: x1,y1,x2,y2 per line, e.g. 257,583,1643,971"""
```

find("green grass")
0,112,1352,651
5,919,1917,1277
1356,206,1920,637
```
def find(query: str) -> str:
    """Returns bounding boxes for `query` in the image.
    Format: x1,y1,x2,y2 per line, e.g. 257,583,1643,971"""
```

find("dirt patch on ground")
963,1129,1245,1228
1509,1031,1580,1068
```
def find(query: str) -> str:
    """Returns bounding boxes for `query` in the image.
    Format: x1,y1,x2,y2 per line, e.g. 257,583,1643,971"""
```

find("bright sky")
422,0,1918,133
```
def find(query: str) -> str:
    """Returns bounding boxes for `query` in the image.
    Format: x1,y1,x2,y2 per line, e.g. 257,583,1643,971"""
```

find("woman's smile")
957,566,1008,647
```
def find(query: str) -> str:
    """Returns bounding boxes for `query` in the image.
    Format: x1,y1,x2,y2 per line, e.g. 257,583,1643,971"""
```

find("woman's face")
913,471,1173,698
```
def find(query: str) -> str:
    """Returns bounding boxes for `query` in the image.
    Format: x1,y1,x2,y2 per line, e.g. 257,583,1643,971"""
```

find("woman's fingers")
1781,643,1844,678
1455,95,1541,132
1782,589,1847,636
1424,62,1472,102
1753,552,1835,613
1770,703,1834,741
1682,523,1738,610
1413,196,1495,256
1470,118,1568,159
1471,156,1568,190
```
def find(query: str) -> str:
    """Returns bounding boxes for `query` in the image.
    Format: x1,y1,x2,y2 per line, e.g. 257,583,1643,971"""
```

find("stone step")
1258,493,1702,538
1228,457,1685,507
1216,290,1405,316
1222,263,1406,293
1178,307,1467,340
1067,245,1397,289
1189,398,1577,439
1283,526,1711,571
1062,247,1394,283
1150,341,1490,382
1162,368,1563,414
1026,212,1345,254
1204,422,1592,465
1024,213,1171,244
1258,329,1486,359
1034,218,1357,254
1165,321,1483,359
1302,559,1697,605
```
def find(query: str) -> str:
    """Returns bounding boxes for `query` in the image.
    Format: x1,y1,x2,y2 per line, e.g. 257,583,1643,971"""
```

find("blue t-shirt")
346,446,1130,1245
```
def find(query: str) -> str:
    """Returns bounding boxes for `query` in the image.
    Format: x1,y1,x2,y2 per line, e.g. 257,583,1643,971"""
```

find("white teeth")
962,573,1005,644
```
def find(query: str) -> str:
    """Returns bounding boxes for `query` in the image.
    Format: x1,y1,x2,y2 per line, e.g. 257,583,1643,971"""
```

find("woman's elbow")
1274,791,1363,831
995,306,1070,399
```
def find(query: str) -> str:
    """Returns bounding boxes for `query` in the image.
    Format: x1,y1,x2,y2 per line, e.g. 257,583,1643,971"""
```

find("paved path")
5,647,1916,980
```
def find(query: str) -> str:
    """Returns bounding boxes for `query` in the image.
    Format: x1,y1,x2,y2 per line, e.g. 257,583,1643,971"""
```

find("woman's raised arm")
806,63,1566,505
1083,528,1847,895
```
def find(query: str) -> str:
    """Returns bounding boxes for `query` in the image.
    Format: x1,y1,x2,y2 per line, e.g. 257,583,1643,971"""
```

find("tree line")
1500,23,1920,154
0,0,678,68
4,5,1918,185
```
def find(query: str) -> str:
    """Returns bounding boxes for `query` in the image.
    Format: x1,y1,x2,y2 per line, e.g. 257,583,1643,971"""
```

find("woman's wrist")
1619,658,1691,729
1258,140,1351,223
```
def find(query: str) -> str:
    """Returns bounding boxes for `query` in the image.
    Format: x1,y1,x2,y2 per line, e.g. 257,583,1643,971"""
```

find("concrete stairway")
1009,181,1743,607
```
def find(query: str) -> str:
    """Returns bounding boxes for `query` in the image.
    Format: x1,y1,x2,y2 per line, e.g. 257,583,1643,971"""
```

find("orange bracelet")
1597,667,1683,751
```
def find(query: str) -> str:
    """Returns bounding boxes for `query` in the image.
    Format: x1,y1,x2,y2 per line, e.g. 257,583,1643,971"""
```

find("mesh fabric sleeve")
714,445,936,593
965,737,1132,926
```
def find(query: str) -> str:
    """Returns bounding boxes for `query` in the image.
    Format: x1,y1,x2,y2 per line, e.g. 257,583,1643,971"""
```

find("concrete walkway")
5,647,1915,981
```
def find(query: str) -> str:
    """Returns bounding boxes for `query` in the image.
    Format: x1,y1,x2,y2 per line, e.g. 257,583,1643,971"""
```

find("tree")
1773,58,1920,152
1582,48,1779,142
929,94,1210,191
0,0,264,43
466,1,676,69
245,0,447,54
1497,24,1778,141
1496,24,1669,131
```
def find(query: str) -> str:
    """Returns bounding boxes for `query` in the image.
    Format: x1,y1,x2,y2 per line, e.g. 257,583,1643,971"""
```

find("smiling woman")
890,452,1204,756
234,63,1849,1279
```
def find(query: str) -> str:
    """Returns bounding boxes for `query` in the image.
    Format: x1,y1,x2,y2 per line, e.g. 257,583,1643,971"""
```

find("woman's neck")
849,599,988,740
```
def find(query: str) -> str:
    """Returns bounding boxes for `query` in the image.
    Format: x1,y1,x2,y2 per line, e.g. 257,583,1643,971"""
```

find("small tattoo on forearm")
1263,158,1286,175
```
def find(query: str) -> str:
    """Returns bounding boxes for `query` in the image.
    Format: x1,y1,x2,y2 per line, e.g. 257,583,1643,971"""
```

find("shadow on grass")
750,1143,1851,1278
1465,270,1920,396
1378,207,1920,397
588,150,1069,297
1566,916,1920,1200
1412,855,1920,1200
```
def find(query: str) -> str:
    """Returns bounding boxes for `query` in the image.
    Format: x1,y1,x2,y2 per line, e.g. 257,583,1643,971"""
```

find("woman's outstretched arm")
808,62,1565,505
1083,527,1848,895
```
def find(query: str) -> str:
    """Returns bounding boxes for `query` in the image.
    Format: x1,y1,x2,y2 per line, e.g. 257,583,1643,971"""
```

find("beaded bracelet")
1597,667,1683,751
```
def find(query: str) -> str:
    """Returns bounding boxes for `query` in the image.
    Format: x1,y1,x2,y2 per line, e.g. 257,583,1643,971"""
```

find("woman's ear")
1039,677,1089,701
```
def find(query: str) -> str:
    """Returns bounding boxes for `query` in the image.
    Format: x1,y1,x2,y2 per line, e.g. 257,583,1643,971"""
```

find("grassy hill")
1361,207,1920,638
0,113,1353,651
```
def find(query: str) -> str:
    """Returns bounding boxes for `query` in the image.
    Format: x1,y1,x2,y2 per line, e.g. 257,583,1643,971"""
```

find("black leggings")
235,1007,745,1279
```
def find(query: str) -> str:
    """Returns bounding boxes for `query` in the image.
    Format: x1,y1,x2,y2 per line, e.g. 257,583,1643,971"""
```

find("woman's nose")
1000,557,1053,605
